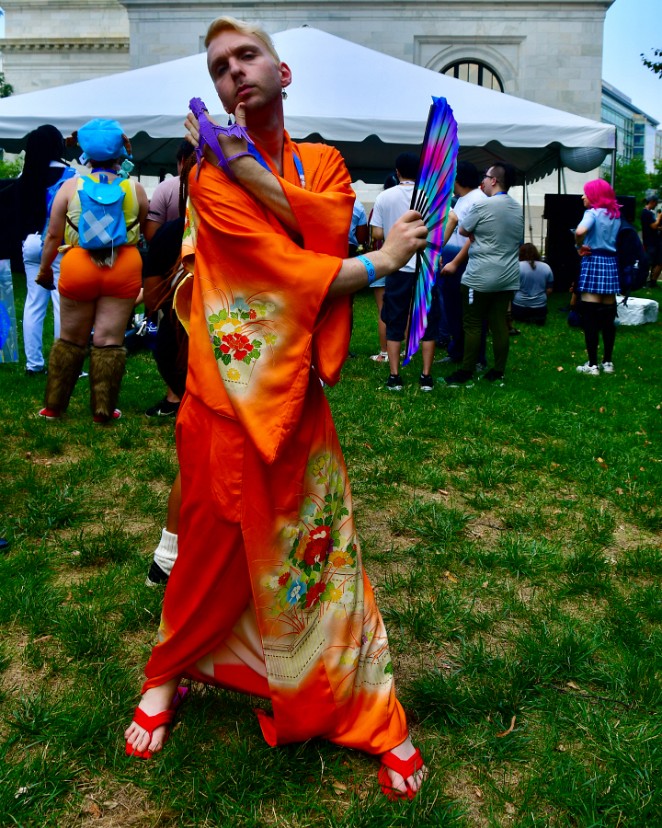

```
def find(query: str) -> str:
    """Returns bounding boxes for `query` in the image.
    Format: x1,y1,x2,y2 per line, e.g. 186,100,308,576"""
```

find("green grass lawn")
1,278,661,827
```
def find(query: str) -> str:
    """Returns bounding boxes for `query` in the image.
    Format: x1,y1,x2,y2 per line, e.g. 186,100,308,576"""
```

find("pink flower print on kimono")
206,297,278,386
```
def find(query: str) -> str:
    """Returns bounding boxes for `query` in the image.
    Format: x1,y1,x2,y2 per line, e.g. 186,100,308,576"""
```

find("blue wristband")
357,255,377,286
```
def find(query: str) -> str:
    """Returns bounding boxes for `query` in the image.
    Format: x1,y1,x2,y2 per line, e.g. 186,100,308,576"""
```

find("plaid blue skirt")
578,253,619,294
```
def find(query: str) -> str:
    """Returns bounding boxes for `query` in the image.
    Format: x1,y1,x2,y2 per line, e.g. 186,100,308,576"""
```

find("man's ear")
280,62,292,90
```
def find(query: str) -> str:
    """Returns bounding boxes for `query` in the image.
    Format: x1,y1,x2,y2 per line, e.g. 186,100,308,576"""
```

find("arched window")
443,61,504,92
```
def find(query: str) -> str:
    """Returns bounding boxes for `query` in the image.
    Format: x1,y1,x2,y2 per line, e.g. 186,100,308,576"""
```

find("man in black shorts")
370,153,438,391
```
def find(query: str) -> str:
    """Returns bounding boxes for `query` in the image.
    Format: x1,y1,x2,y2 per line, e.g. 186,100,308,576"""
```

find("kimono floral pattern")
268,451,354,613
205,297,278,386
261,450,394,691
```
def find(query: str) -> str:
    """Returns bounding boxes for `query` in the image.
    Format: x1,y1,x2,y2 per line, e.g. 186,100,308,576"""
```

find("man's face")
207,30,291,115
481,169,498,196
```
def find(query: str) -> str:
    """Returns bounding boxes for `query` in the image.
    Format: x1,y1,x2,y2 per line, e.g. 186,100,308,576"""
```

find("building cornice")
416,35,525,46
0,39,128,53
118,0,614,7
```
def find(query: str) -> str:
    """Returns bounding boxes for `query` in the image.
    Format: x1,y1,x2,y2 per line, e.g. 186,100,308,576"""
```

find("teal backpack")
76,174,129,250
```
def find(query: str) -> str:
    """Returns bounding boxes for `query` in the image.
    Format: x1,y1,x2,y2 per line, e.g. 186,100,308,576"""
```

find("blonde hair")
204,16,280,64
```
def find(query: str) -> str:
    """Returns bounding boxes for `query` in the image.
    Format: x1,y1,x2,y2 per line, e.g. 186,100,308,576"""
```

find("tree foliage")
649,159,662,195
0,72,13,98
641,48,662,78
604,156,648,199
603,157,652,229
0,156,23,179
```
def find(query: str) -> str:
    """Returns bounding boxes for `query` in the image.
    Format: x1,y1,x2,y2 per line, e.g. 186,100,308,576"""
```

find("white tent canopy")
0,26,615,182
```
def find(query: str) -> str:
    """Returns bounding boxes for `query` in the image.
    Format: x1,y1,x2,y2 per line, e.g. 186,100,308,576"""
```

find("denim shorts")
381,270,439,342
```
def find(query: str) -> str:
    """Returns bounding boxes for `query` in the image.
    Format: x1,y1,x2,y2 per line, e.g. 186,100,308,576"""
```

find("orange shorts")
58,245,142,302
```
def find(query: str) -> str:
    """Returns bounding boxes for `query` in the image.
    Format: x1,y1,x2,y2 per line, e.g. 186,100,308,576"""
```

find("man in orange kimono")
125,15,429,800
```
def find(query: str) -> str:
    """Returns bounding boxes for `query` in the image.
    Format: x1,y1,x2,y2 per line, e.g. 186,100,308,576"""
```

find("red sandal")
125,685,188,759
378,747,425,801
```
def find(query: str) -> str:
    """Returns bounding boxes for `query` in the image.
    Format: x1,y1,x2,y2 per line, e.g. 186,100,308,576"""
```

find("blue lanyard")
247,144,306,189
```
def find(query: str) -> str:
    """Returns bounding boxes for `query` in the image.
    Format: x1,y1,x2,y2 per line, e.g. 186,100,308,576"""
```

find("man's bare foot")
380,736,427,798
124,679,180,756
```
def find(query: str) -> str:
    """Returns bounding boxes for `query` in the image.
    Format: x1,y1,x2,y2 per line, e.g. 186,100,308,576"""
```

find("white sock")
152,528,178,576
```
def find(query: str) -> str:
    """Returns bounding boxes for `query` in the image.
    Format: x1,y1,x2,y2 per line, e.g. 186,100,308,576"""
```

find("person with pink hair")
573,178,621,376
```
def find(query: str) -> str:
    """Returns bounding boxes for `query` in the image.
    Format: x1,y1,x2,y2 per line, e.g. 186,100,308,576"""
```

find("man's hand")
184,104,249,169
329,211,427,299
379,210,428,273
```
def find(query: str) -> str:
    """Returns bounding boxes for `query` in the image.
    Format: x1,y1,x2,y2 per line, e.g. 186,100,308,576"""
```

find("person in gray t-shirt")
445,162,523,385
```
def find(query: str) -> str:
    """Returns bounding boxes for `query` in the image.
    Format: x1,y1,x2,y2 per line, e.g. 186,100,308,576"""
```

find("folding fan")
404,96,459,365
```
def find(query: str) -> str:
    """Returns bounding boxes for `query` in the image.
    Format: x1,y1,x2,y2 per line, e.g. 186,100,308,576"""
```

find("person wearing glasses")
444,162,523,386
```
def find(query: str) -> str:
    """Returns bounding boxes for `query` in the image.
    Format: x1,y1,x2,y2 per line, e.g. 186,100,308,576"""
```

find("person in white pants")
16,124,71,375
22,233,62,373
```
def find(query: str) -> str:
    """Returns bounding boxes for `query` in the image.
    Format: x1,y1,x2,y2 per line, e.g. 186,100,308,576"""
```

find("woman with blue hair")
36,119,148,422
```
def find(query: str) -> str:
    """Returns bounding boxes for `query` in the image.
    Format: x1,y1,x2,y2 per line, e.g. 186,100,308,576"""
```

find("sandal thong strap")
380,747,424,779
378,747,425,801
131,704,176,734
189,97,254,181
126,685,188,758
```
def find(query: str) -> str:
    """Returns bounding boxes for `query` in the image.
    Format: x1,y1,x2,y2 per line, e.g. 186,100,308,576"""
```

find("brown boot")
89,345,126,423
41,339,87,417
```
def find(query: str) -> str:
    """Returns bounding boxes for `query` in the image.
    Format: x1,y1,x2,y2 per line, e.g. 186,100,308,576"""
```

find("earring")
282,91,288,100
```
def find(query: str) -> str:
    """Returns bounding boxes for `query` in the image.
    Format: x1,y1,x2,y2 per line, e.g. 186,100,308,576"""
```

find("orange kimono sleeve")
185,137,355,464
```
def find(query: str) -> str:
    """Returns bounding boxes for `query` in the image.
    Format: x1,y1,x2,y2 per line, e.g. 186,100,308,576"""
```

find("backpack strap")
123,177,140,232
65,176,88,235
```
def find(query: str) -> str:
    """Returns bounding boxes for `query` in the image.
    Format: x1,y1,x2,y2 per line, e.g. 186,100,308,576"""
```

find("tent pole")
524,179,533,243
610,127,617,184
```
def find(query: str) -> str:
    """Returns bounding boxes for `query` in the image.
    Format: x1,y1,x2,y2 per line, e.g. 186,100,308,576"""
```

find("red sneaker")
38,407,61,420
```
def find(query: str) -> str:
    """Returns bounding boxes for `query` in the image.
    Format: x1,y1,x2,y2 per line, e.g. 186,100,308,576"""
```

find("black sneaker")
482,369,504,382
445,369,474,386
25,367,47,377
145,398,180,417
385,374,404,391
419,373,434,392
145,560,169,587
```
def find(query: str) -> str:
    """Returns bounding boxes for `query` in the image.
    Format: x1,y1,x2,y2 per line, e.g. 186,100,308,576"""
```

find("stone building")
122,0,612,123
2,0,613,124
0,0,129,94
1,0,619,236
